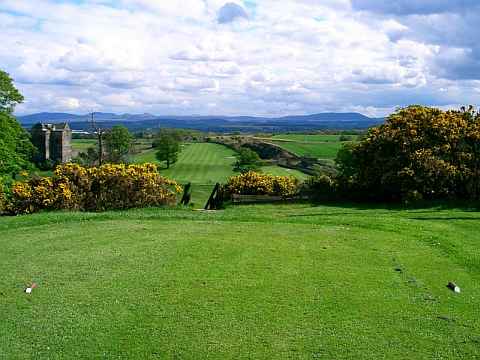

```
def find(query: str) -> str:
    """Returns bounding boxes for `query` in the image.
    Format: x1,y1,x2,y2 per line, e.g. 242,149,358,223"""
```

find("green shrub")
302,175,338,202
234,147,261,173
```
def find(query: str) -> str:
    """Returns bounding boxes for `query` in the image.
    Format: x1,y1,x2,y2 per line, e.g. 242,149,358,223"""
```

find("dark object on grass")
205,183,225,210
447,282,461,293
180,183,192,206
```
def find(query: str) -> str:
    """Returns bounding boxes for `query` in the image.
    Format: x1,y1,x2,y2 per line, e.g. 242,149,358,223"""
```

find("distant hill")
17,112,384,133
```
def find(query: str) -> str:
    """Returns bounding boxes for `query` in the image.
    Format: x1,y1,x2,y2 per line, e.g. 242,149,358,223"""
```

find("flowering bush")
336,105,480,201
226,171,300,197
5,163,182,215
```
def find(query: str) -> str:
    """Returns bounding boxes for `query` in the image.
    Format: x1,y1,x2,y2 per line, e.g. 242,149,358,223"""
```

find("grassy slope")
260,165,309,180
0,204,479,359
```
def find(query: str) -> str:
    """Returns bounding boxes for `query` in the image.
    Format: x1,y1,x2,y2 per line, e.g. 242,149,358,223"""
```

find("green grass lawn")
0,203,479,359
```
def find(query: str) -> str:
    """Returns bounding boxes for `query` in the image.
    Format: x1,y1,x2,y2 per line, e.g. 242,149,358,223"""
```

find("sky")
1,0,479,117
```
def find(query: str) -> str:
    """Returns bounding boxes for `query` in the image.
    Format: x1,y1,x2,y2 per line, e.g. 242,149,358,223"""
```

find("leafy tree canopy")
155,131,181,168
0,70,24,114
0,70,34,178
105,125,133,163
0,112,35,177
234,147,261,173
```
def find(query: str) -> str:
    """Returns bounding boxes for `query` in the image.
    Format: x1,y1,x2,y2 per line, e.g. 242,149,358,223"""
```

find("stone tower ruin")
31,123,72,164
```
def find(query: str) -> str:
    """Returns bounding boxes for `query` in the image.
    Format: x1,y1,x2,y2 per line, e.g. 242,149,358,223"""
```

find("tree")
152,128,182,148
74,147,100,167
234,147,261,173
0,70,34,178
105,125,133,163
0,70,24,113
155,132,180,168
0,112,35,177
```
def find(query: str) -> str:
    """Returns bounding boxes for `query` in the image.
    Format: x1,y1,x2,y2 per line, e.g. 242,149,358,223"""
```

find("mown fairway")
132,143,237,206
134,143,237,184
133,143,310,205
1,203,479,359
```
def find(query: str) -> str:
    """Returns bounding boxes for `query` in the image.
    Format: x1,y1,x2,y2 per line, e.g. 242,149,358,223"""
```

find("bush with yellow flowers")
5,163,182,215
226,171,300,197
335,105,480,202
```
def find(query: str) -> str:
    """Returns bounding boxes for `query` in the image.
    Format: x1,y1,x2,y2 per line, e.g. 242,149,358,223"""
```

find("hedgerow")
5,163,182,215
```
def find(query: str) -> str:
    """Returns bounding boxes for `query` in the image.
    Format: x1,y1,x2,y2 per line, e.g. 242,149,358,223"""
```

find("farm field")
266,134,358,160
72,139,152,155
71,139,96,153
272,140,344,159
271,134,348,142
1,203,479,359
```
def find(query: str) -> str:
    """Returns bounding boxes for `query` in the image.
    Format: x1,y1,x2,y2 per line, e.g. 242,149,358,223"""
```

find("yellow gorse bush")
6,163,182,215
226,171,300,197
336,105,480,201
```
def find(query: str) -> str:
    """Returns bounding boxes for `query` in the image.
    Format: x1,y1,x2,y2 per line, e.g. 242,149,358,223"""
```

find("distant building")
31,123,72,164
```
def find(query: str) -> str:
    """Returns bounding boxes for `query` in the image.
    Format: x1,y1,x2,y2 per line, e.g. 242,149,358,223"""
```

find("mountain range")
17,112,384,133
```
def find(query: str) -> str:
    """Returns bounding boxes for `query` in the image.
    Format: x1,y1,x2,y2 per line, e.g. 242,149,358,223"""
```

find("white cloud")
0,0,478,117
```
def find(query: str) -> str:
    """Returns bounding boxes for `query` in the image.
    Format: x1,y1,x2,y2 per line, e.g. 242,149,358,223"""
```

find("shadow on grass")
409,217,480,221
306,199,480,212
288,212,361,217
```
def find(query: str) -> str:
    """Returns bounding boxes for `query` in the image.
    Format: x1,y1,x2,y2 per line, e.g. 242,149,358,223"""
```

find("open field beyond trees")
268,134,357,160
1,203,479,359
